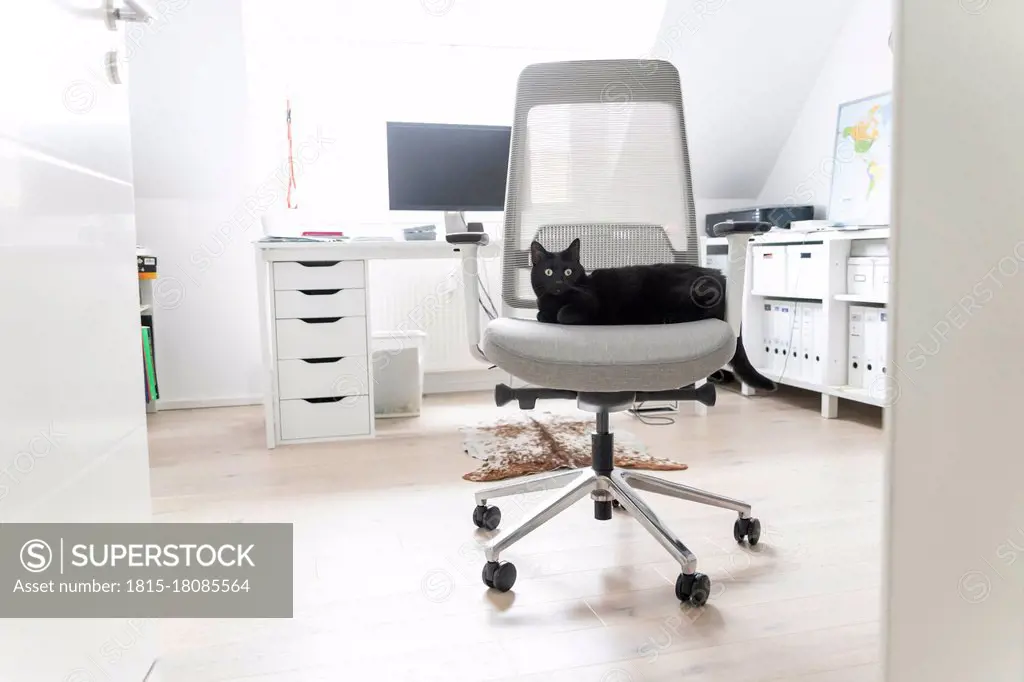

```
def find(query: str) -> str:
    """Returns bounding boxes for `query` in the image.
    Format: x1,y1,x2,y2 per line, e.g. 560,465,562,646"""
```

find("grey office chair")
458,59,770,606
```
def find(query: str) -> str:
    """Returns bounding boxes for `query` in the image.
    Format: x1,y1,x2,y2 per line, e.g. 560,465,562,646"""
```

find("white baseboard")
155,395,262,410
424,368,501,394
153,370,497,411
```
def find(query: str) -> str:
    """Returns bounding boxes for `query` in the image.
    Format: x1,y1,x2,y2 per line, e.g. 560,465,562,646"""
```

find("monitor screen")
386,122,511,212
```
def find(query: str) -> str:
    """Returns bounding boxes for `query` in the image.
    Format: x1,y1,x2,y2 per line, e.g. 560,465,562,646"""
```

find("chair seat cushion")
481,317,736,392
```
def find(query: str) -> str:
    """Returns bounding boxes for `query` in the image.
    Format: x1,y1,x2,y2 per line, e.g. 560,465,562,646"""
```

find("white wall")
128,0,869,406
128,0,264,408
885,1,1024,680
651,0,853,201
129,0,669,406
757,0,893,215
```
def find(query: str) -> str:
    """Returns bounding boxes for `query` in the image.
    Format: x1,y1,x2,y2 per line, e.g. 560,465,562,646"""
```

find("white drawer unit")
273,260,365,290
275,316,368,360
258,253,378,446
275,288,366,319
277,357,370,400
257,241,490,447
279,395,372,440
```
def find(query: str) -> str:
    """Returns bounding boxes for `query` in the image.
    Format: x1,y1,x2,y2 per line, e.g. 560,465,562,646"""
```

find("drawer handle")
296,260,340,267
800,252,812,258
303,396,358,404
299,317,342,324
300,357,343,364
298,289,342,296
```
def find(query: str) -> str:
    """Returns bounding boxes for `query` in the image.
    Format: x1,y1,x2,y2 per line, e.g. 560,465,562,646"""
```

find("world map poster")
827,91,893,227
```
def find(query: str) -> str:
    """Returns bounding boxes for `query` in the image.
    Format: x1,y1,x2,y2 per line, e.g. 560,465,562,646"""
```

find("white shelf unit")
739,227,891,418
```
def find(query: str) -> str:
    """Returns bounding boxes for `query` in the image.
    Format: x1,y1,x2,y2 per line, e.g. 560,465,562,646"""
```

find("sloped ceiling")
651,0,856,199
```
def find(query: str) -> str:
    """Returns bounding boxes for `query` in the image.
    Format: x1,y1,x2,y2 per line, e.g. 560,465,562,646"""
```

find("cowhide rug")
460,412,688,482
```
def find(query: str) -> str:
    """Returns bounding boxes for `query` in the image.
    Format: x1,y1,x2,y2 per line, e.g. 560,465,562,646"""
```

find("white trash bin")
371,330,427,418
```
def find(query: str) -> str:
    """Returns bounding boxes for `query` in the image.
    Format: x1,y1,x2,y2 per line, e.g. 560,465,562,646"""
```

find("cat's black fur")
530,238,776,392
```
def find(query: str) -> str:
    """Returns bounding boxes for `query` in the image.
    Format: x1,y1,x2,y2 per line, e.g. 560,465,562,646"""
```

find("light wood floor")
146,387,885,682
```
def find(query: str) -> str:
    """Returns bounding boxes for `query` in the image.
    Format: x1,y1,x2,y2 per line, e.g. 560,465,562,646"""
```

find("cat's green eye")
544,268,553,276
564,268,572,276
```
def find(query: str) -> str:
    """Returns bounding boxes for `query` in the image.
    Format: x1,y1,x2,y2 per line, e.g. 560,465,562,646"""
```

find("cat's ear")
566,238,581,262
530,241,547,265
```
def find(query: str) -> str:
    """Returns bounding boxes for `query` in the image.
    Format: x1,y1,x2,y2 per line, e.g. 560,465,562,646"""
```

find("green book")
142,326,158,401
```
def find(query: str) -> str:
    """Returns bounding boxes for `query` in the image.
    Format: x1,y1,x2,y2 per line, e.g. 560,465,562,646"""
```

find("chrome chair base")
471,403,761,605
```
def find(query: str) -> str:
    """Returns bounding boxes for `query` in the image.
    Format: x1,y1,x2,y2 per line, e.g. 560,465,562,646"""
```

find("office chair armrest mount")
459,241,490,363
714,221,771,337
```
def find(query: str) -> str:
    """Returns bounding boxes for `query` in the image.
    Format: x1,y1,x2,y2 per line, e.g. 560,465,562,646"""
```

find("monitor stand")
444,211,468,235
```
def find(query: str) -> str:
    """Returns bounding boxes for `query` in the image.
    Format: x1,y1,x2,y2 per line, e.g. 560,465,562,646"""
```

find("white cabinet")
741,227,892,418
258,256,375,445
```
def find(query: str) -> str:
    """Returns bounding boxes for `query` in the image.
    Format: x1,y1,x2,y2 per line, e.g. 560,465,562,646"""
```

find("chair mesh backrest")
502,59,699,311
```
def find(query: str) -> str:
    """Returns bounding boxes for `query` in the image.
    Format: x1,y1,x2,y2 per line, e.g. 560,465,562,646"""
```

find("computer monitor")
386,121,511,232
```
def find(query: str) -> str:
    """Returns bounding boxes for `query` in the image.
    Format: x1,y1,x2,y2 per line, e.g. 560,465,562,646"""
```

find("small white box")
848,306,867,388
847,257,875,296
847,256,890,300
752,245,787,295
372,331,427,418
872,257,890,300
785,244,827,298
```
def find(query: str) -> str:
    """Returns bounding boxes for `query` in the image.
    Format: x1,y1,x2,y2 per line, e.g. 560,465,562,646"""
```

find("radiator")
366,255,502,374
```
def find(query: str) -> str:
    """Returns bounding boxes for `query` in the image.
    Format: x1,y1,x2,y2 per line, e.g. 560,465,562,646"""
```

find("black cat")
530,238,776,392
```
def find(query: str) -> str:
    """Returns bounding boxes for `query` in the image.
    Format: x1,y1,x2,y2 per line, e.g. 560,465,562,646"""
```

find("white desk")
254,238,496,448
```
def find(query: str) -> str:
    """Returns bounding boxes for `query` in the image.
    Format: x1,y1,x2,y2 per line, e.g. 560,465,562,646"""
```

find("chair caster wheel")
473,504,501,531
675,572,711,606
482,561,517,591
733,517,761,546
